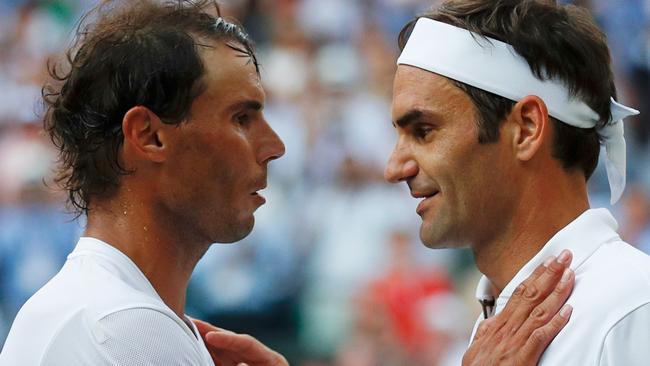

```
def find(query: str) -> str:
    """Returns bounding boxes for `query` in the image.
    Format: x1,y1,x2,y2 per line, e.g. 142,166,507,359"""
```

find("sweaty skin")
86,43,285,321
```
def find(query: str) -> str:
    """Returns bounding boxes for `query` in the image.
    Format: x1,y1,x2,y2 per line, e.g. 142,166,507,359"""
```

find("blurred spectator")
619,184,650,253
334,231,470,366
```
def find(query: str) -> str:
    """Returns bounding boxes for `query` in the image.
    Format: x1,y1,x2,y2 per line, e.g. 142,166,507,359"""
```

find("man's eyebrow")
227,100,263,113
393,109,435,128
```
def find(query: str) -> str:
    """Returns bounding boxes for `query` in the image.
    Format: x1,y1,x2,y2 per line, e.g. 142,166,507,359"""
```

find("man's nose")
384,143,418,183
258,123,286,165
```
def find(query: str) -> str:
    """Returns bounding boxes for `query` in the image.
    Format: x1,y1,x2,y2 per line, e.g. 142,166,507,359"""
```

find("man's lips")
251,191,266,205
414,191,440,215
410,190,438,199
251,184,267,205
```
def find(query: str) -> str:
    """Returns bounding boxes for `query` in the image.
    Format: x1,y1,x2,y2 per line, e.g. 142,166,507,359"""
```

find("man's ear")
122,106,167,163
507,96,551,162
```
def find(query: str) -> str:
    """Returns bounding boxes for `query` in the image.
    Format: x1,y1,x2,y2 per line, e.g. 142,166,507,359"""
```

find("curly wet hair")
43,0,258,217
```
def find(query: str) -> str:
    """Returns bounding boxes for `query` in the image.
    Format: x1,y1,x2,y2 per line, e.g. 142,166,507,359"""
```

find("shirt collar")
68,236,163,303
475,208,620,311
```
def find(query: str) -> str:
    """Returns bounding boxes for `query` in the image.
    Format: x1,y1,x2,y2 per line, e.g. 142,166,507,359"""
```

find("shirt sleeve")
41,308,208,366
599,302,650,366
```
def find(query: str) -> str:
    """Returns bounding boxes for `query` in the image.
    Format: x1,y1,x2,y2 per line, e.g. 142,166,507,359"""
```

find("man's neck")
84,195,209,319
473,176,589,294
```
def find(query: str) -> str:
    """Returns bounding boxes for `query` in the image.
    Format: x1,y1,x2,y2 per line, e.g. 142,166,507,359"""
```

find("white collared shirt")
472,208,650,365
0,237,215,366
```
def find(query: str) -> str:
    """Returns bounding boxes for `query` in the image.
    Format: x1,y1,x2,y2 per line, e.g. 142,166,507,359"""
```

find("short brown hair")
43,0,258,217
398,0,616,179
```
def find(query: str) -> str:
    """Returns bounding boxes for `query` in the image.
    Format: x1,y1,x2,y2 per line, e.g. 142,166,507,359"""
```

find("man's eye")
235,113,251,125
413,125,433,139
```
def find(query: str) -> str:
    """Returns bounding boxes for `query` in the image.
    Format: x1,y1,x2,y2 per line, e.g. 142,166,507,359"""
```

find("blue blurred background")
1,0,649,365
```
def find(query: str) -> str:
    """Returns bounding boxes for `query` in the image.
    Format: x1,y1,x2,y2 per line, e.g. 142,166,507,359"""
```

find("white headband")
397,18,640,204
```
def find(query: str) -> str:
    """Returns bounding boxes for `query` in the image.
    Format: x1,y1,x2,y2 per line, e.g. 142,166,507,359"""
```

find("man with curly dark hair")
1,1,287,365
0,1,576,365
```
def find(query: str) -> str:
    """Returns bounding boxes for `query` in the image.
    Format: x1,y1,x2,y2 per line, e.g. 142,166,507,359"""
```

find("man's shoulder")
12,253,167,325
1,255,173,365
576,239,650,301
2,301,199,365
582,239,650,291
69,307,203,365
537,241,650,365
567,238,650,331
599,237,650,265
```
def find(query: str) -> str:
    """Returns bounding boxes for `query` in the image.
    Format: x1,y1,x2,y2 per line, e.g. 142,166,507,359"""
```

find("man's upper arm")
42,308,204,366
599,302,650,366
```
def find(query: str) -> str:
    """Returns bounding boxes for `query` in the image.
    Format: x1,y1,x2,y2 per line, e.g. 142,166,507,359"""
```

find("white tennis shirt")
0,237,215,366
472,208,650,365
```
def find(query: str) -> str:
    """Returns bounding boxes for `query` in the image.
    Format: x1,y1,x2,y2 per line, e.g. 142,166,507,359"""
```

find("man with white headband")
386,0,650,364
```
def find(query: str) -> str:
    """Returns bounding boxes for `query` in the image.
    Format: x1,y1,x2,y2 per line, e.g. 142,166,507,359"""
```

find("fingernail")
557,250,571,264
543,256,556,267
560,304,573,318
561,268,572,283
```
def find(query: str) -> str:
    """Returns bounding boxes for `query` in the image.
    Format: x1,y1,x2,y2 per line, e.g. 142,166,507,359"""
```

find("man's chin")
212,216,255,244
419,225,457,249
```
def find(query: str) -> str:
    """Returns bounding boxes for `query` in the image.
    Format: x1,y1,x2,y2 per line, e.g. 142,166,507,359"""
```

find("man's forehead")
189,43,265,115
392,65,464,117
201,44,259,79
394,65,456,91
199,44,263,95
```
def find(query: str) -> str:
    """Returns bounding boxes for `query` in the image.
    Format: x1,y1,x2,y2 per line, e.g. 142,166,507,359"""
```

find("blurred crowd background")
1,0,649,364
